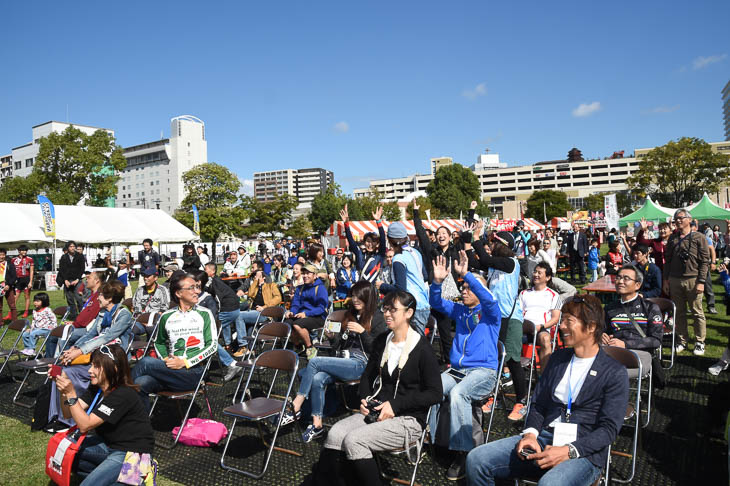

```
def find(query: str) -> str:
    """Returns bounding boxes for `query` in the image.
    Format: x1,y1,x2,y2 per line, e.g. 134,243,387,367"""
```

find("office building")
115,115,207,214
722,81,730,140
253,167,333,213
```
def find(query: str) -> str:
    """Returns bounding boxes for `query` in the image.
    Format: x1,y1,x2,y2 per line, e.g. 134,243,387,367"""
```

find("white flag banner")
604,194,619,231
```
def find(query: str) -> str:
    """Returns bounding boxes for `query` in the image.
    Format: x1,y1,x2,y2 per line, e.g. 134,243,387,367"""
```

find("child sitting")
20,292,56,356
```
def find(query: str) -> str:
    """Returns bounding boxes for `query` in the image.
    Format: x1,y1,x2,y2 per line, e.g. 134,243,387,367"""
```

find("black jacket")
58,253,85,283
566,231,588,258
182,254,202,273
358,331,442,427
333,309,388,356
1,257,17,288
207,276,240,312
604,295,663,351
636,261,662,298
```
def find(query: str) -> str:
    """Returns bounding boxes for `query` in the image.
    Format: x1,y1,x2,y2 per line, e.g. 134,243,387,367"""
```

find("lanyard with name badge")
553,356,581,446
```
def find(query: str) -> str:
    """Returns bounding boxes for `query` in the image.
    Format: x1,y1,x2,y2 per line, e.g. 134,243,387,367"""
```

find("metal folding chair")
122,297,133,312
128,313,162,360
220,349,303,480
0,319,29,378
602,346,642,484
484,341,508,443
426,315,438,346
242,306,287,348
13,324,74,407
314,309,348,354
646,297,676,370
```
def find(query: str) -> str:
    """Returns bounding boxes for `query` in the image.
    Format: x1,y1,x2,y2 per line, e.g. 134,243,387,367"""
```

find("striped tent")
488,218,545,231
326,219,465,240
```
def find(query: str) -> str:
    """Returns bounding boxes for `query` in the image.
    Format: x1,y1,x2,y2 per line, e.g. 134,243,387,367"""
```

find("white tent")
0,203,197,244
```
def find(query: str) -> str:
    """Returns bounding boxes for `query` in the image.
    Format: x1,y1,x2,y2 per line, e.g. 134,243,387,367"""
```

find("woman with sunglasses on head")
466,294,629,486
131,272,217,412
54,344,154,486
310,290,442,486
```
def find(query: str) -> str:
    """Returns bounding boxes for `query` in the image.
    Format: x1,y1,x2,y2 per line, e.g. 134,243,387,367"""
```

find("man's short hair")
18,244,29,252
143,238,153,246
632,243,649,255
205,262,217,272
674,208,690,219
620,264,643,286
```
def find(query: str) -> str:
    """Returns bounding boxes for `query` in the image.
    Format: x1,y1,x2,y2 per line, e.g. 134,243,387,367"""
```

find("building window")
150,182,154,186
14,161,21,170
122,203,126,207
25,158,33,167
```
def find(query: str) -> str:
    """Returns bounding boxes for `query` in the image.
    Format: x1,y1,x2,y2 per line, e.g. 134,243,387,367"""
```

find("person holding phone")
54,344,154,485
465,295,629,486
428,250,501,481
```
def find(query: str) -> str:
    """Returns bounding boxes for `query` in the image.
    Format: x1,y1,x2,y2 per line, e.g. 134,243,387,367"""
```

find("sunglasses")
99,344,115,362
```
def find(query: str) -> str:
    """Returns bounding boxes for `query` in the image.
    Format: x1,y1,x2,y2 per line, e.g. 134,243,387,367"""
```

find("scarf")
101,304,119,330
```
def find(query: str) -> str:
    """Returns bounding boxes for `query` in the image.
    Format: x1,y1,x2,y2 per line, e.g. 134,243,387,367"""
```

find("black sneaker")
446,453,466,481
45,420,69,434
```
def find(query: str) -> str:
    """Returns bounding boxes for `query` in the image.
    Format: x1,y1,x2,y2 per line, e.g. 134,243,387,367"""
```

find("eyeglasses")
382,306,406,314
181,284,201,291
99,344,115,361
460,284,472,293
674,216,689,222
615,275,636,282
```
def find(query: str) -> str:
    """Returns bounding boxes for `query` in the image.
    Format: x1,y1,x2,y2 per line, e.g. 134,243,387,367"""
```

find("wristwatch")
568,443,579,459
64,397,79,407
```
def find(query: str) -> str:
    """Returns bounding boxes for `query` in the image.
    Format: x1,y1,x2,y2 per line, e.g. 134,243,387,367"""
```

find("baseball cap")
302,263,318,274
141,267,158,276
163,263,179,272
387,221,408,239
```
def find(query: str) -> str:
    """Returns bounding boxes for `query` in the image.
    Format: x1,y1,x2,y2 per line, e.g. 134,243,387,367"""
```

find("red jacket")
636,229,666,273
72,291,101,328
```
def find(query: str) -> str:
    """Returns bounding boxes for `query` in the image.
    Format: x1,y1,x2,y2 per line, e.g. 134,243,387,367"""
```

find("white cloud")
692,54,727,70
238,177,254,196
641,105,680,115
572,101,601,118
462,82,487,100
333,121,350,133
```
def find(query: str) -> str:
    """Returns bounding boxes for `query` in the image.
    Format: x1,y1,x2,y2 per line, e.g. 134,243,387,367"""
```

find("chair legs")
150,384,214,450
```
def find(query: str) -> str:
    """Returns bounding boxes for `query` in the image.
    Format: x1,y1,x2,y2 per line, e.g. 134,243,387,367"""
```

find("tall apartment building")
354,142,730,217
253,167,333,212
115,115,207,214
722,81,730,140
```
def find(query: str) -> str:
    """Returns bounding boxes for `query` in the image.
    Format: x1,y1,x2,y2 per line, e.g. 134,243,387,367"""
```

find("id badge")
325,321,341,333
552,422,578,447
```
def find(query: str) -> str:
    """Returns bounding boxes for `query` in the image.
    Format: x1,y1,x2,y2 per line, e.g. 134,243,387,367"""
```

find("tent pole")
52,238,57,272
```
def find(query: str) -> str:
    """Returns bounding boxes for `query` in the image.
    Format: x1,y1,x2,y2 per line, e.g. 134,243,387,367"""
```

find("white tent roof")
0,203,197,244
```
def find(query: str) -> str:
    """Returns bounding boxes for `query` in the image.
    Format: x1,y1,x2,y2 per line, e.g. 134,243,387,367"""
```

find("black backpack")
31,380,53,431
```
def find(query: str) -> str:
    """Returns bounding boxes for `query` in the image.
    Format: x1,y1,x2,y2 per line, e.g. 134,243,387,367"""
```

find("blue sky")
1,1,728,195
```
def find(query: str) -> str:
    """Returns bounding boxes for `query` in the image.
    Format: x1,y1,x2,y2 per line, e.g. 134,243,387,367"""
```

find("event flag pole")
192,204,201,242
37,194,57,272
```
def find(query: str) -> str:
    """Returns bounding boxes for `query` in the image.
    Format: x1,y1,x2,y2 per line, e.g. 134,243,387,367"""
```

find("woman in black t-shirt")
55,344,154,486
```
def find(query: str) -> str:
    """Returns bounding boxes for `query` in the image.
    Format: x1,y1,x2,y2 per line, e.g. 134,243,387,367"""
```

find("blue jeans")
429,367,497,451
219,309,241,345
53,327,89,358
236,310,261,340
218,344,233,367
76,435,128,486
21,328,50,350
466,430,601,486
297,356,367,417
131,356,205,412
412,307,431,336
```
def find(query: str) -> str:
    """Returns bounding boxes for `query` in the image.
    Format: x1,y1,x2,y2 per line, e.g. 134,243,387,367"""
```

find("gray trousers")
323,412,423,460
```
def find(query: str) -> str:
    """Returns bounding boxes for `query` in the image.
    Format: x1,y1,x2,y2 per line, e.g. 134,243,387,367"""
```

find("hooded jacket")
290,278,328,318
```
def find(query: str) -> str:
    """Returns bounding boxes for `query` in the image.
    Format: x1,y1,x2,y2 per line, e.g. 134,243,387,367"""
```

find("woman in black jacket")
311,290,442,486
181,244,202,273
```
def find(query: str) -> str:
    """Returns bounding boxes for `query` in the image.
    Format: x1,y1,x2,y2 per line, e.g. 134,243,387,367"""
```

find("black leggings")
432,309,454,365
499,317,527,403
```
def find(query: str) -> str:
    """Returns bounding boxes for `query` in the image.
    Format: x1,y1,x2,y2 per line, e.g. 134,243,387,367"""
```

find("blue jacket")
76,306,134,354
525,347,629,468
587,247,600,270
636,261,662,298
290,279,328,318
335,267,359,299
345,221,386,282
429,272,501,370
720,270,730,297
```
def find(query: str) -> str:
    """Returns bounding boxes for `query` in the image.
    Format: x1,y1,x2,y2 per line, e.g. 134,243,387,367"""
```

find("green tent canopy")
618,197,674,227
685,193,730,220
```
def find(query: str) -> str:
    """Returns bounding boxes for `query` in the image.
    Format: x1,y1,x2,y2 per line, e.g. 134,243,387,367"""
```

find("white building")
115,115,207,214
253,167,333,214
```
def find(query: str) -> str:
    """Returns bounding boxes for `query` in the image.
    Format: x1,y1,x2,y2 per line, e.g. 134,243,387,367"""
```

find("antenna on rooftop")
484,148,490,154
161,130,164,140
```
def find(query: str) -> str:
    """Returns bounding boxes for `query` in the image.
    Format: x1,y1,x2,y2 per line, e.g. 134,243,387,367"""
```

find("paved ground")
1,345,726,485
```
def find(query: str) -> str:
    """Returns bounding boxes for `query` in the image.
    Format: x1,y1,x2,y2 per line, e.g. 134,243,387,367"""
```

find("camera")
364,398,383,424
678,248,690,262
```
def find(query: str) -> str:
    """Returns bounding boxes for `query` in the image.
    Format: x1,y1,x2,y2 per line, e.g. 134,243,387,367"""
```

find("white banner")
604,194,619,231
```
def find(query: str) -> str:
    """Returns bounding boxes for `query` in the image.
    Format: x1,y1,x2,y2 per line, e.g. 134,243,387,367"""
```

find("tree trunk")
211,237,217,264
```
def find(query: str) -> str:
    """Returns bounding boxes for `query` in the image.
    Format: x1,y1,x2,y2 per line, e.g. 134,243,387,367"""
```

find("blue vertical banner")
37,195,56,238
192,204,200,237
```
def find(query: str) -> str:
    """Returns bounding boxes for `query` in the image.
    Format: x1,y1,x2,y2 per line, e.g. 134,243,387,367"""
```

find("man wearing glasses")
603,265,664,375
662,209,710,355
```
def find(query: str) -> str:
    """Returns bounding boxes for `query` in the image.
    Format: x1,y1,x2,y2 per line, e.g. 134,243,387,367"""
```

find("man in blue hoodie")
286,263,329,360
429,250,502,481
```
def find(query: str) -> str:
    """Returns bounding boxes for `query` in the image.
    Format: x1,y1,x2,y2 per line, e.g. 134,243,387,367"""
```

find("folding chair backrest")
426,315,436,331
646,297,674,317
122,298,133,311
326,309,348,325
260,306,286,321
253,349,298,372
258,321,291,340
136,313,151,325
603,346,640,371
8,319,29,332
50,324,72,338
53,306,69,319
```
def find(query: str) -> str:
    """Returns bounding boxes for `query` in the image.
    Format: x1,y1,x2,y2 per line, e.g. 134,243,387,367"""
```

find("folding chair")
313,309,348,354
514,447,610,486
128,313,162,360
646,297,676,370
231,321,292,403
12,324,74,407
374,405,435,486
0,319,29,378
426,315,438,346
484,340,507,443
122,297,133,312
220,349,303,480
242,306,287,348
53,306,70,322
602,346,641,484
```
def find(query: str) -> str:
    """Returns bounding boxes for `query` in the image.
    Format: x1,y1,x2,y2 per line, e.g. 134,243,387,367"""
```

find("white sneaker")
223,363,242,382
675,343,686,354
709,360,729,376
693,342,705,356
21,348,35,356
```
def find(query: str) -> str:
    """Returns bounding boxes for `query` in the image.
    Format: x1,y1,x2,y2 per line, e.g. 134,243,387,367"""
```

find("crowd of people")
0,202,728,486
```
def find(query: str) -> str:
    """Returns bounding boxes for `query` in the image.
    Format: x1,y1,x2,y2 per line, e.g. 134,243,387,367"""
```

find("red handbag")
45,390,102,486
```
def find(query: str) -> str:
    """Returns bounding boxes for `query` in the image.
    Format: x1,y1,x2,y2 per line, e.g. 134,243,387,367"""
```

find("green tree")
347,189,401,222
240,194,299,237
582,191,639,216
174,163,244,261
34,126,127,205
405,196,441,220
0,173,42,203
626,137,730,208
286,215,314,239
309,182,348,234
425,164,480,217
525,190,572,221
582,193,605,212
